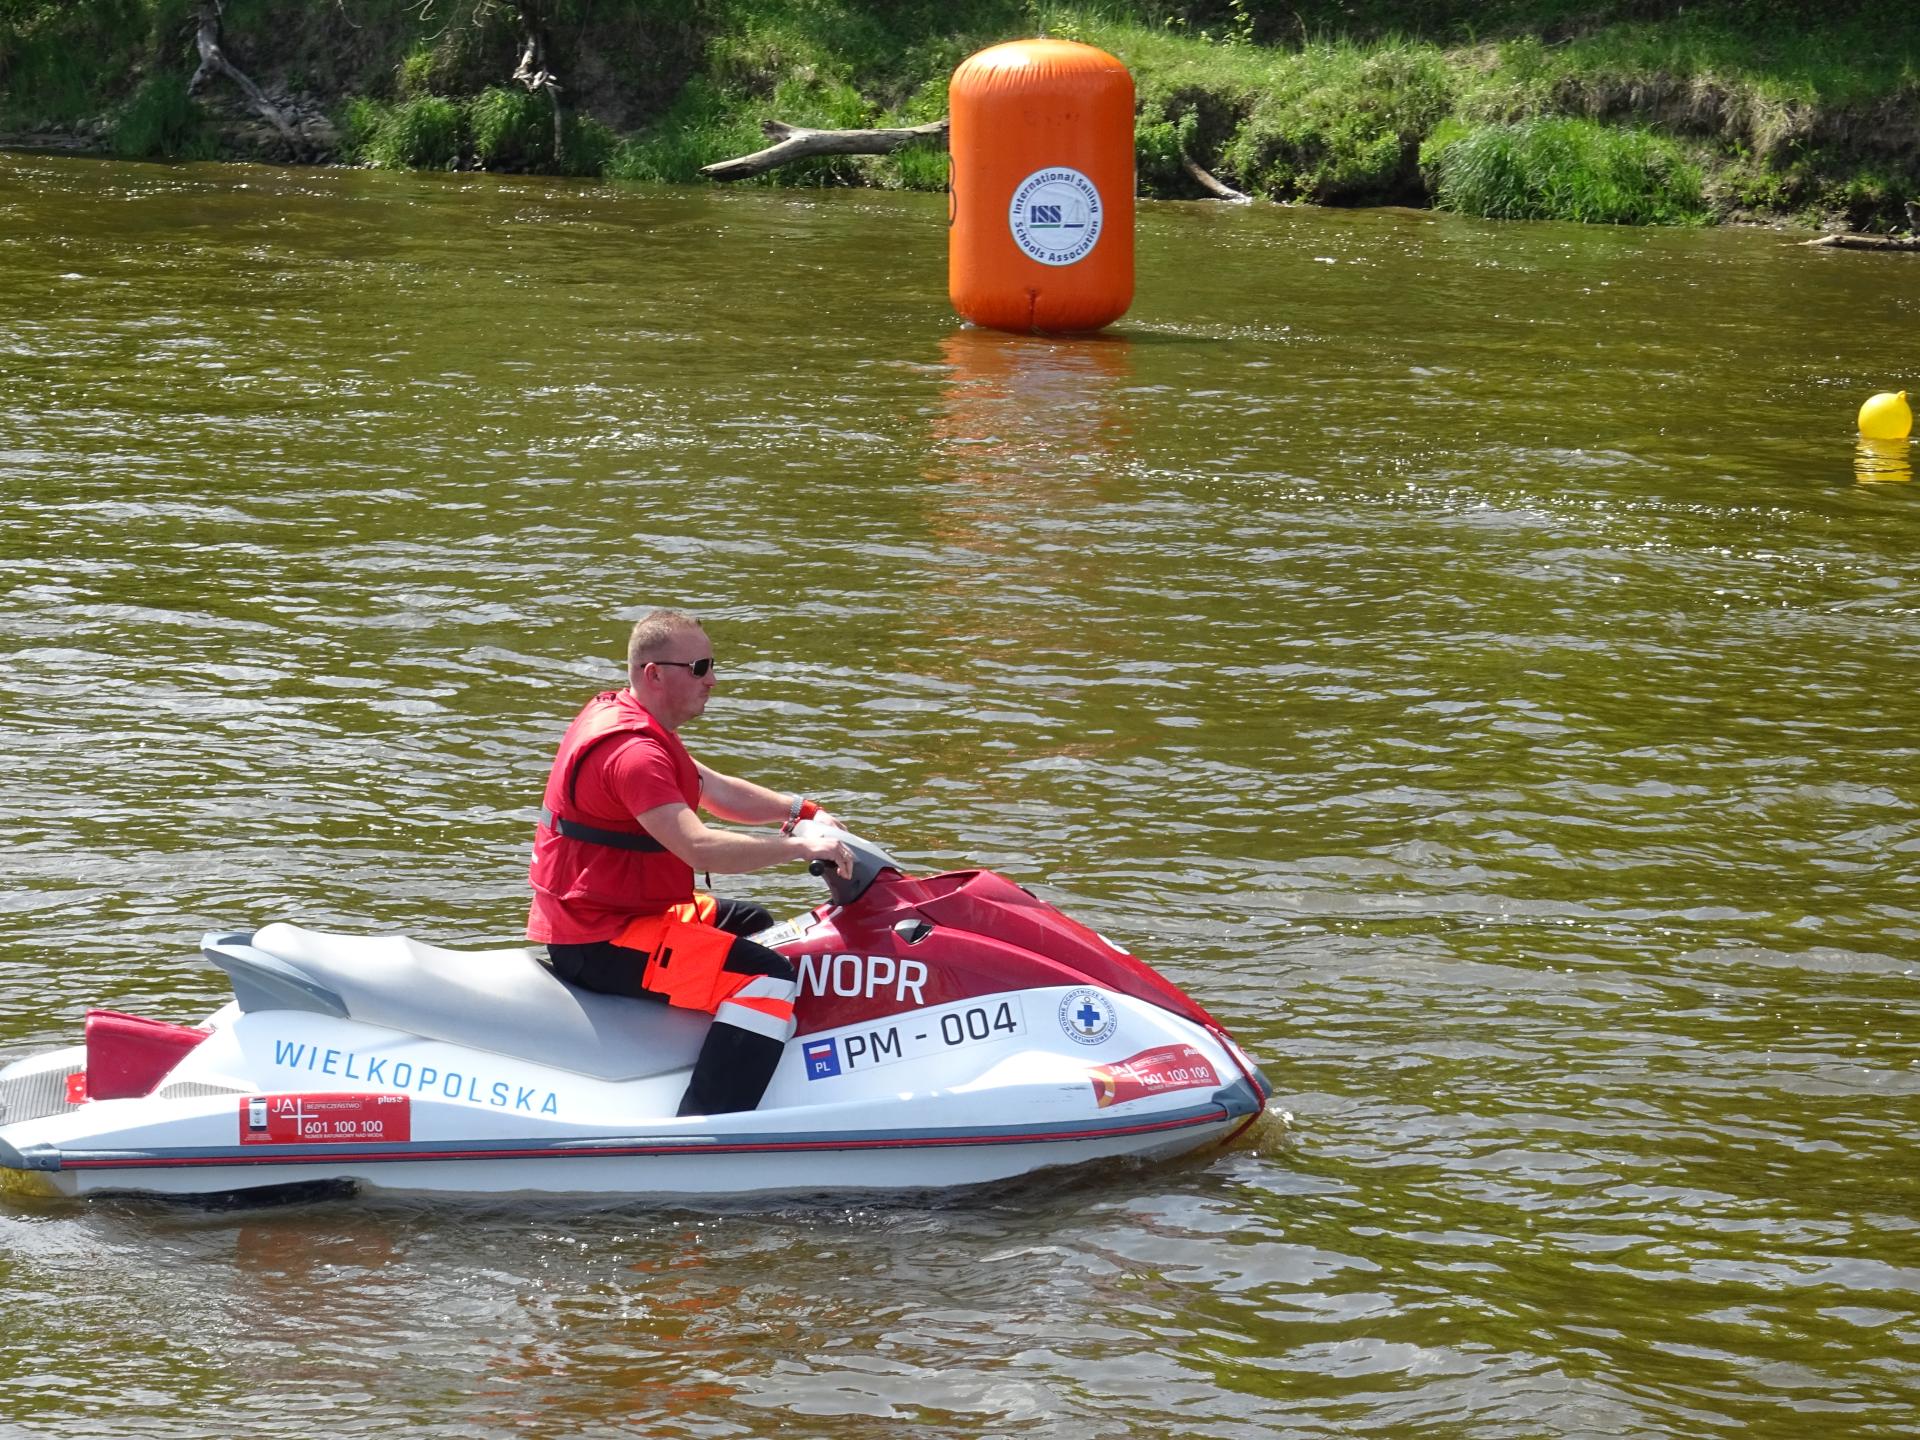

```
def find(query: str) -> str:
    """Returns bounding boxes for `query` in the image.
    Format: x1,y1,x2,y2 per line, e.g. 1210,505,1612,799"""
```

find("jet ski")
0,826,1271,1202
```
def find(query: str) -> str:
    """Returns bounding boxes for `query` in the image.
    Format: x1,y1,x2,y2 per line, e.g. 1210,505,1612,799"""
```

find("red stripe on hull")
60,1105,1228,1175
57,1109,1226,1171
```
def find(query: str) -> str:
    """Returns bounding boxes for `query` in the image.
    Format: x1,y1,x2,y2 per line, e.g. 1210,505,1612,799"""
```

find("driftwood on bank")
1802,232,1920,252
1181,153,1251,203
701,118,950,181
700,117,1265,208
189,2,303,153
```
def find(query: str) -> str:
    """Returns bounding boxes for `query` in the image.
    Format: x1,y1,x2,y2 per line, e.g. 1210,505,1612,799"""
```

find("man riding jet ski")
528,608,849,1118
0,615,1271,1201
0,822,1269,1201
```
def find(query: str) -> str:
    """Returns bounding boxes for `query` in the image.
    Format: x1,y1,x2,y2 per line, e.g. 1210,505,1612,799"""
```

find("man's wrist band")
782,795,819,834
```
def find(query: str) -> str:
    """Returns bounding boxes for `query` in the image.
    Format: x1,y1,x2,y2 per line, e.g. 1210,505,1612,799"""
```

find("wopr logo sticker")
1008,167,1104,266
1057,988,1118,1046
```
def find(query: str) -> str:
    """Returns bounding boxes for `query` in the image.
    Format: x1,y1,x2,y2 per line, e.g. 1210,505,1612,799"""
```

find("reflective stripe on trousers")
713,972,798,1042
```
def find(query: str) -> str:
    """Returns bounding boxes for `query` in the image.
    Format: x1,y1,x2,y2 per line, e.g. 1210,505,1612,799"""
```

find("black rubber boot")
676,1021,785,1116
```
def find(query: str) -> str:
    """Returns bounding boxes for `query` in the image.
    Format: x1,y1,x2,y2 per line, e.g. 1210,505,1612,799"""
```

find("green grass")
1072,6,1916,223
610,0,1004,187
607,74,765,183
1422,115,1707,224
466,86,537,167
108,70,217,160
340,88,616,175
1218,43,1458,204
2,0,186,126
469,86,616,176
4,1,1919,227
342,93,463,169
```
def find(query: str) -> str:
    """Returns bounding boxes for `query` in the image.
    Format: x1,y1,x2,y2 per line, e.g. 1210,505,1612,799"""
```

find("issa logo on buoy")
1859,390,1913,440
1009,167,1104,267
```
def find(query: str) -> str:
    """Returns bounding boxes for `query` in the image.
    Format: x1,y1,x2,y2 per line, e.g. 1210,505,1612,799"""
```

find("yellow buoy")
1858,390,1912,440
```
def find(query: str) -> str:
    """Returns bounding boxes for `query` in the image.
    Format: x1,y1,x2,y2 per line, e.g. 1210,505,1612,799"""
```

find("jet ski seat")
201,923,710,1083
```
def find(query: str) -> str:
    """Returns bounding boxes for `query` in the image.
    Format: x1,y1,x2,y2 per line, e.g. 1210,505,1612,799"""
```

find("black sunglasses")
651,657,716,677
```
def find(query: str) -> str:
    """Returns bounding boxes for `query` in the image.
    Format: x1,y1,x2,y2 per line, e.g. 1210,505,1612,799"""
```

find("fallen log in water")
702,118,1267,209
1803,233,1920,252
1181,154,1251,203
701,119,950,181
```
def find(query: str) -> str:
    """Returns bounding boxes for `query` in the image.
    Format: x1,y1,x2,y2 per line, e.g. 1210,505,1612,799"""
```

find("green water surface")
1,152,1916,1438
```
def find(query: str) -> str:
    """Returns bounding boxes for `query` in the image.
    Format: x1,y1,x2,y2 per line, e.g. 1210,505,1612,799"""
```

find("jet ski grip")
795,823,904,907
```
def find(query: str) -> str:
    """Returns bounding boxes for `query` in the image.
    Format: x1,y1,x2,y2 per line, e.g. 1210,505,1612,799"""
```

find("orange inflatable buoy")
948,39,1135,334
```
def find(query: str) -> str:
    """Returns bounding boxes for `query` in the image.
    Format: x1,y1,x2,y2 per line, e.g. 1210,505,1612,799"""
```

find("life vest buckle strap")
538,806,666,853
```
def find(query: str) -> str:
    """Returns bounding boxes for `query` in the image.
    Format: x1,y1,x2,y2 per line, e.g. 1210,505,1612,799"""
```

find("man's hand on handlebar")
792,831,854,878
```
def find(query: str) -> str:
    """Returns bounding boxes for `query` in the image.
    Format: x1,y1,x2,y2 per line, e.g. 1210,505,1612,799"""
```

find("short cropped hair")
627,609,705,674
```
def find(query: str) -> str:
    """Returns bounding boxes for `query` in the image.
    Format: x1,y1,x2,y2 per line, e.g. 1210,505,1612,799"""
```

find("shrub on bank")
343,94,463,169
110,72,215,161
1218,44,1457,205
340,89,614,176
1423,116,1708,225
469,87,616,176
607,0,990,187
606,75,765,184
468,87,536,168
1067,7,1916,225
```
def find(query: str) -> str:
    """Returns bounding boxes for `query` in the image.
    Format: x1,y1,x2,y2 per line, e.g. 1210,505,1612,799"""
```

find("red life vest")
527,690,698,944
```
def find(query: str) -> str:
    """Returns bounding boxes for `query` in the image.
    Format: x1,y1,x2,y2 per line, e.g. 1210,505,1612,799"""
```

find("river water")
1,151,1916,1437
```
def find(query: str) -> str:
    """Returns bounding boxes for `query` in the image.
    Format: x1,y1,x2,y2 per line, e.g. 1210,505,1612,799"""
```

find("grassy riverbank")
3,2,1916,228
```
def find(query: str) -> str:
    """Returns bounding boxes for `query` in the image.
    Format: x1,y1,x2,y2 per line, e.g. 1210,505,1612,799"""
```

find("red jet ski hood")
775,866,1219,1037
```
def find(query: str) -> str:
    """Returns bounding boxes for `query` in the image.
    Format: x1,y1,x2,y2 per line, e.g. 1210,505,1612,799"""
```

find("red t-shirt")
576,730,699,825
526,704,702,944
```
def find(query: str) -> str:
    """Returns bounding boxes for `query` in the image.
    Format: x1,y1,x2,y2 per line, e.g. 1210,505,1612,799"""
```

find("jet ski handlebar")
793,819,903,907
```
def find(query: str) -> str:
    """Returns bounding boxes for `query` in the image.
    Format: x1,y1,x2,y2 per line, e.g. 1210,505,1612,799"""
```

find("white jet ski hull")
0,988,1263,1200
1,838,1271,1203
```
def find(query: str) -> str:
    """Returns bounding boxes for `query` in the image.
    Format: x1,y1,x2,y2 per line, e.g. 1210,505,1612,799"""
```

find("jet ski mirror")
795,820,902,907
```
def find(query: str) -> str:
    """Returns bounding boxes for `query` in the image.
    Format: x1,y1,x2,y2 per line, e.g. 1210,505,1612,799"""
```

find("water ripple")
1,154,1917,1438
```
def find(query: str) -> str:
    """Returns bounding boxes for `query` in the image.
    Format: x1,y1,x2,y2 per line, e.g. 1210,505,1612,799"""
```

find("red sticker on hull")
1088,1046,1219,1109
239,1093,411,1145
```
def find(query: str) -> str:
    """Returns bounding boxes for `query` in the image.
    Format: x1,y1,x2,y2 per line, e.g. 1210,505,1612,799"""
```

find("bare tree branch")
701,118,950,181
1802,233,1920,251
188,1,304,153
510,8,566,165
